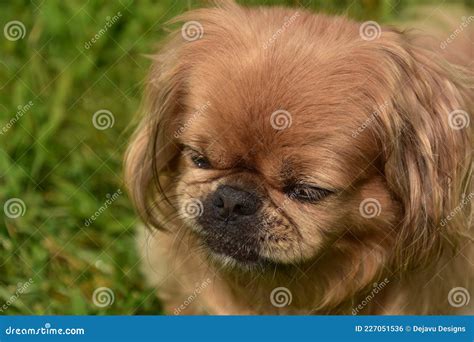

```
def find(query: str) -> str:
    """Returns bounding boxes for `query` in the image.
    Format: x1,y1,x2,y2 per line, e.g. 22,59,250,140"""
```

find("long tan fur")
125,1,473,314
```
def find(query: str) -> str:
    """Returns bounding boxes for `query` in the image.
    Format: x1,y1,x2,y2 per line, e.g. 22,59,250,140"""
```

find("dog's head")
126,2,472,281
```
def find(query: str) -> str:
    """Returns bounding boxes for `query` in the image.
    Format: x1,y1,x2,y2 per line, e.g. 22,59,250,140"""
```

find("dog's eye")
284,183,332,203
191,154,211,169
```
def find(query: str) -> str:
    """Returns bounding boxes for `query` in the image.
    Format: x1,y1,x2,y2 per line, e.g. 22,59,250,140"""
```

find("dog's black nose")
211,185,261,221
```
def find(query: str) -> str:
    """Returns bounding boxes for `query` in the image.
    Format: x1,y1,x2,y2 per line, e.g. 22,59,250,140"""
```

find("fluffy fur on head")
125,1,473,314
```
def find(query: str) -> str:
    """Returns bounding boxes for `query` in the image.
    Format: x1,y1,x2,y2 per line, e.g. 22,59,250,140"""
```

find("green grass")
0,0,462,314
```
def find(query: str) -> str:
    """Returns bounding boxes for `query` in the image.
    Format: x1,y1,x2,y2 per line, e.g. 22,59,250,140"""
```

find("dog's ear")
375,31,472,269
124,37,187,229
124,3,240,228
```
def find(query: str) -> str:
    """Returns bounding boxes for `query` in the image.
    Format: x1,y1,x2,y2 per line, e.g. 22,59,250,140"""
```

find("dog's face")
126,3,471,277
174,51,400,265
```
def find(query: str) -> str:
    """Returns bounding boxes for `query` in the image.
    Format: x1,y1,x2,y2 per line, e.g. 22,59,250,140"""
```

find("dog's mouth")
198,232,269,266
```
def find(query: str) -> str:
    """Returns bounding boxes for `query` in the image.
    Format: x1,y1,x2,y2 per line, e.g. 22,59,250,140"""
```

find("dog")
125,1,473,314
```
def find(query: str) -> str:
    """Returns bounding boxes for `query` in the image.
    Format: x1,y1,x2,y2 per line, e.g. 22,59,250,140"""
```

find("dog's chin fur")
187,222,286,272
127,1,473,315
206,250,272,273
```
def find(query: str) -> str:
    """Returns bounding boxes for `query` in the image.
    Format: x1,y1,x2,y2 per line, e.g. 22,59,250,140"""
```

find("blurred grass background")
0,0,471,314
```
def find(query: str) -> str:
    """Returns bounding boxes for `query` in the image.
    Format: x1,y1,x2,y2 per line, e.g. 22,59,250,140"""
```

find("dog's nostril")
234,204,243,213
212,195,224,208
233,203,253,216
211,185,260,220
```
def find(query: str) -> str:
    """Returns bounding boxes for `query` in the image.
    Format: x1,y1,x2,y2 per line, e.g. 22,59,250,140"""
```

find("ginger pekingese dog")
125,1,473,314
